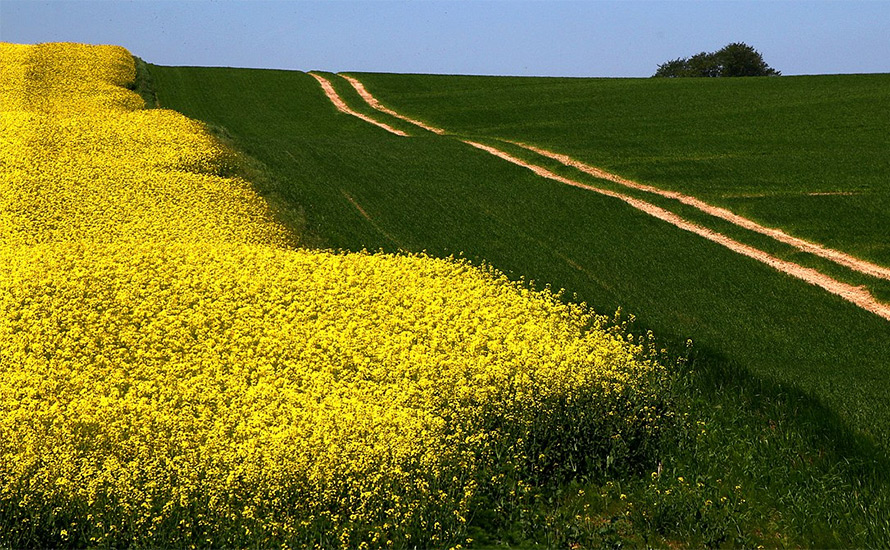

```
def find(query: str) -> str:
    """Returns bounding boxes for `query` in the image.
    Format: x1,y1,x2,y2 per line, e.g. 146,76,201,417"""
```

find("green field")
353,73,890,270
149,65,890,546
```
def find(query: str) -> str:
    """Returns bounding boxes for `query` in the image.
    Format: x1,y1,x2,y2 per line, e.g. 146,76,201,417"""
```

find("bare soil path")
308,73,408,137
321,74,890,321
341,75,447,135
462,140,890,321
343,75,890,282
509,141,890,281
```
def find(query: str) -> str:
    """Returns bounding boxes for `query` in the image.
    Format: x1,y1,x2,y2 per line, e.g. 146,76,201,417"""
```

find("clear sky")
2,0,888,77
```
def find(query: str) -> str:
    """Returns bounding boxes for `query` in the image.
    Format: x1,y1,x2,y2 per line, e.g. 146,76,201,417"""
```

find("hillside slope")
151,65,889,446
353,73,890,271
149,65,890,545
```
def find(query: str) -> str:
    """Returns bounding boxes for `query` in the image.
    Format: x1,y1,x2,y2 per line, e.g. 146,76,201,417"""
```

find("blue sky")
2,0,888,77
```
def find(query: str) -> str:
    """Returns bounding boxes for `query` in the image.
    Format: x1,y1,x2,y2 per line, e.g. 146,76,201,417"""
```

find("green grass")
130,56,158,108
459,136,890,302
352,72,890,269
149,64,890,546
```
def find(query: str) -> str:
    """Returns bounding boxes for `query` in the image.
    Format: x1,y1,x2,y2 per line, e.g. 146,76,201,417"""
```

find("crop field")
1,43,673,548
149,65,890,431
2,40,889,548
147,64,890,546
353,73,890,274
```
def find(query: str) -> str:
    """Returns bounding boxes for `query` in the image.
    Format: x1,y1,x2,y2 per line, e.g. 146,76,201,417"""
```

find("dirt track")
309,73,408,137
461,140,890,321
340,75,890,282
323,74,890,321
510,141,890,281
341,75,447,135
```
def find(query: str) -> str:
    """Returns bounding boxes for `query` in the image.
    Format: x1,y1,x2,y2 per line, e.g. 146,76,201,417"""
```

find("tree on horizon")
654,42,781,77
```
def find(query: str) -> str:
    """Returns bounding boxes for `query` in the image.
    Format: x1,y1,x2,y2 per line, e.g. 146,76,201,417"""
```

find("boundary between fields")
321,74,890,321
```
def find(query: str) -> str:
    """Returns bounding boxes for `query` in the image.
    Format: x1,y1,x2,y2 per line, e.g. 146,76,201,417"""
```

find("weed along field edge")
2,42,890,547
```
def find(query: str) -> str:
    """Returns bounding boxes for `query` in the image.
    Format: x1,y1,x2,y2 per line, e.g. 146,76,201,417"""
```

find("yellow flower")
0,41,666,547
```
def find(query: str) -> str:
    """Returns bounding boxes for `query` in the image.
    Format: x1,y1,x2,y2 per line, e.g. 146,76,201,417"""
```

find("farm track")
308,73,407,137
460,140,890,322
342,75,890,283
506,141,890,282
321,73,890,321
340,74,447,135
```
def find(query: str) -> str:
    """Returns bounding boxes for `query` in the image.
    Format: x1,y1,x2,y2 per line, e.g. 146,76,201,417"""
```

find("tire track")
343,74,890,282
308,72,408,137
508,140,890,282
341,74,447,135
462,140,890,321
323,74,890,321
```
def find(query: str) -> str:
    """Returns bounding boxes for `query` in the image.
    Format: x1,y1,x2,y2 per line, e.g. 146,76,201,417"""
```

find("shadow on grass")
466,333,890,548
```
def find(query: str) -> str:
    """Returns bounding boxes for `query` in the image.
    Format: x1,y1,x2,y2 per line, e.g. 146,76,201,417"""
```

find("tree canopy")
654,42,780,78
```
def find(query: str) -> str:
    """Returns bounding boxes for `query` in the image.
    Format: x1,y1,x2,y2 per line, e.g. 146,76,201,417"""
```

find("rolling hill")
147,64,890,546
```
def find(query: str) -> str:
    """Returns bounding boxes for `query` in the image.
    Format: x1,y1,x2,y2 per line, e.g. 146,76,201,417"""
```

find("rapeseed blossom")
0,42,667,547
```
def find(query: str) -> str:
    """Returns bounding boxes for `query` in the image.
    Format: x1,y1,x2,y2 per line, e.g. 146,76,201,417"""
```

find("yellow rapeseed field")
0,43,667,547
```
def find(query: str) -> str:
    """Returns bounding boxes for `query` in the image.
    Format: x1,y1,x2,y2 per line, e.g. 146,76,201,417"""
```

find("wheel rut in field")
342,75,890,282
341,74,447,135
308,72,408,137
506,141,890,282
319,74,890,321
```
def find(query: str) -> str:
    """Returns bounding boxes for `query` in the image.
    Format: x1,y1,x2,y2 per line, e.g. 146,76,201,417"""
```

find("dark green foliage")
654,42,780,77
717,42,781,77
130,55,158,108
686,51,722,77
